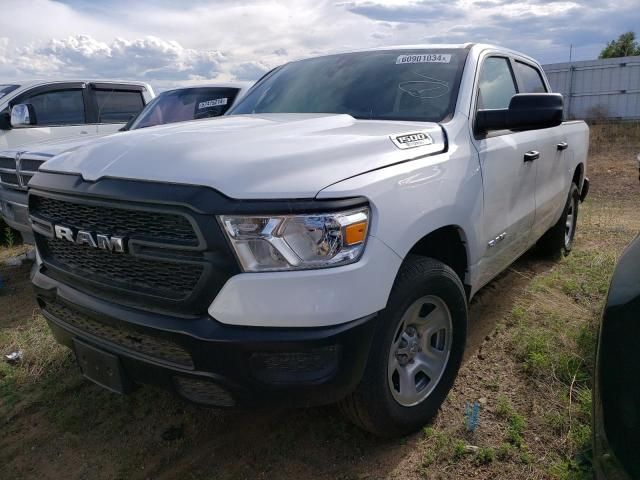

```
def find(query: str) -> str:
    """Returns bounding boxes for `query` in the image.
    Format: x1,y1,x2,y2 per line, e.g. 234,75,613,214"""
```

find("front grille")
17,157,45,187
31,195,198,245
0,156,16,169
42,237,203,300
0,155,45,190
0,172,19,187
20,158,45,172
29,175,240,316
43,298,193,368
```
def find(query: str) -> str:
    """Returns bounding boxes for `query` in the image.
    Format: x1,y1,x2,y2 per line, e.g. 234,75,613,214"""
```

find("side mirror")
0,110,10,130
476,93,564,134
10,103,37,128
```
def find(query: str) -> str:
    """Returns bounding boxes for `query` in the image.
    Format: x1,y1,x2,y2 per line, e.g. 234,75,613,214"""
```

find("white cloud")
32,35,226,80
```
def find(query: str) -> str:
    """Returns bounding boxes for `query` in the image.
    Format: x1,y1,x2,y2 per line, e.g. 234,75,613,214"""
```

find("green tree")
599,31,640,58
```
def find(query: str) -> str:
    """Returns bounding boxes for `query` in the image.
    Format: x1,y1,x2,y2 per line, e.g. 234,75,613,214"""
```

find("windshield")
128,87,240,130
0,84,20,100
230,49,468,122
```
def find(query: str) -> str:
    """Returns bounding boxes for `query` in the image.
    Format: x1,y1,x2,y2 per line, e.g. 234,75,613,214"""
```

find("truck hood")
42,113,446,199
3,133,112,160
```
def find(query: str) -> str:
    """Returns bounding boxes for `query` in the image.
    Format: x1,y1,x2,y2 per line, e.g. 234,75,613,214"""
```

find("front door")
472,56,538,287
5,83,95,149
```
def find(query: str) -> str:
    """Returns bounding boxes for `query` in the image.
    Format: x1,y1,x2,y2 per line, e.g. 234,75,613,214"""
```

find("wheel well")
572,163,584,188
407,226,469,293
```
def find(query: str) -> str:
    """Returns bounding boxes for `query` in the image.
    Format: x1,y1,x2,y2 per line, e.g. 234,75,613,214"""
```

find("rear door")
472,55,540,287
88,83,147,134
511,59,569,240
5,82,93,148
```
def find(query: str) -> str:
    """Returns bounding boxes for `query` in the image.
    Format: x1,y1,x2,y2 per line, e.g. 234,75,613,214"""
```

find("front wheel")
339,256,467,437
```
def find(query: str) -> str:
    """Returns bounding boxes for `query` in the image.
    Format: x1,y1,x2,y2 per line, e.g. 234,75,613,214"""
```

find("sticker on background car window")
396,54,452,65
198,98,228,109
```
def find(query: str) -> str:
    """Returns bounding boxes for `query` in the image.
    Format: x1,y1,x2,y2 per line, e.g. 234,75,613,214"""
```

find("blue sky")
0,0,637,90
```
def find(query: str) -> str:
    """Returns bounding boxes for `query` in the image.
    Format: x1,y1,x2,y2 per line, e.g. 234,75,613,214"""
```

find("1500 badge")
390,132,434,150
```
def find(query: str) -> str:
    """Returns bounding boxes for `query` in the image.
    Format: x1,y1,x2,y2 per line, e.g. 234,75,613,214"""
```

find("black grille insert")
42,237,203,300
20,158,45,172
31,195,198,246
0,172,19,186
0,156,16,169
43,298,193,368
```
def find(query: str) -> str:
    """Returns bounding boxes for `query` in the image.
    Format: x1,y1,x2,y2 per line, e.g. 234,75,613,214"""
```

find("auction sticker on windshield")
396,54,451,64
198,98,228,109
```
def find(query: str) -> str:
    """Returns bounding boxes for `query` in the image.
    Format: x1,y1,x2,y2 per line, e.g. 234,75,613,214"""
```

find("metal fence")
542,55,640,121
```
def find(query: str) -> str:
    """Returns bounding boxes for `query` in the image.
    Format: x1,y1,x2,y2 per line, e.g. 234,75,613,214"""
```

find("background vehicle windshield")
128,87,240,129
0,84,20,99
230,49,468,122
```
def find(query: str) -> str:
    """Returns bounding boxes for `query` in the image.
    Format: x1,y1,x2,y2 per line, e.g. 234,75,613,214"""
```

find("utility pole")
567,44,574,120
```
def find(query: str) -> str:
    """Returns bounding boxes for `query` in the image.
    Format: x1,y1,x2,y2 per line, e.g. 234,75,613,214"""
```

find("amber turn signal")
345,221,368,245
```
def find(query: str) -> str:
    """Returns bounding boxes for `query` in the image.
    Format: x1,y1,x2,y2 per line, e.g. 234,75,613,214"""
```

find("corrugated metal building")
542,56,640,120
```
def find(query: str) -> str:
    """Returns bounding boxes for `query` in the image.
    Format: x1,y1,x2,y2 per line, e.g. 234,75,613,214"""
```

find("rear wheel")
537,183,580,258
339,256,467,437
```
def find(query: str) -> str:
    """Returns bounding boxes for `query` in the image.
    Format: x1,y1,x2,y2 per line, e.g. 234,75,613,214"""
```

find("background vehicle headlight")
219,206,369,272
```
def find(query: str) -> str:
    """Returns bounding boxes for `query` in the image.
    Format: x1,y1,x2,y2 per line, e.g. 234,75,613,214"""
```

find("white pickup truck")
0,83,247,242
29,44,589,436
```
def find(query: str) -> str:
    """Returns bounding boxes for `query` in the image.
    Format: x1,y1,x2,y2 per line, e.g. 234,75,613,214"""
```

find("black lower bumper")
32,266,378,408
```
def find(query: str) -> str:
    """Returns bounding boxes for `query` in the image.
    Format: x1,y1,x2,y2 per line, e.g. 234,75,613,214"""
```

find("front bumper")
33,266,378,408
0,186,33,242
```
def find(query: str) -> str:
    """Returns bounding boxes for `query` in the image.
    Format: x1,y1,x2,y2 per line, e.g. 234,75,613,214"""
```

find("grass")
0,218,19,247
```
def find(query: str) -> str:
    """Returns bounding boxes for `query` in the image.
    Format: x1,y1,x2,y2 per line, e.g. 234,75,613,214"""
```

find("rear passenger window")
477,57,517,110
94,90,145,123
25,89,85,126
515,61,547,93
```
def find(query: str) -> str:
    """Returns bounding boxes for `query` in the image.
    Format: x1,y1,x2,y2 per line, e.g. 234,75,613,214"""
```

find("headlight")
219,206,369,272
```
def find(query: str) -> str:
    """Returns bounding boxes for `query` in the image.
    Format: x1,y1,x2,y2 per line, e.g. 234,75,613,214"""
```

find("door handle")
524,150,539,162
557,142,568,151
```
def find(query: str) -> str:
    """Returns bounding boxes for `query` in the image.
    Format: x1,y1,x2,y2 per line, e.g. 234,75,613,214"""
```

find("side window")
477,57,517,110
514,61,547,93
23,89,85,126
94,90,145,123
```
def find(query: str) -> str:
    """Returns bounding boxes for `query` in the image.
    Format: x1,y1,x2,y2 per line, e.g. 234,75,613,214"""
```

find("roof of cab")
160,81,252,95
288,43,540,67
6,79,154,93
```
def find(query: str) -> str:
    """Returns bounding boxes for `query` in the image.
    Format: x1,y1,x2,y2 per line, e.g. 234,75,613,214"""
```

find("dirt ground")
1,123,638,479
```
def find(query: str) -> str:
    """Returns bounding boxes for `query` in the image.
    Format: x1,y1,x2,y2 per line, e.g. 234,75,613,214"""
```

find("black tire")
537,183,580,258
339,256,467,437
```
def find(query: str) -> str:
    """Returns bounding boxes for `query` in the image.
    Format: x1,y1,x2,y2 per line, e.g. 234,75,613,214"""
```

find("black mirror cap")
508,93,564,130
475,93,564,135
